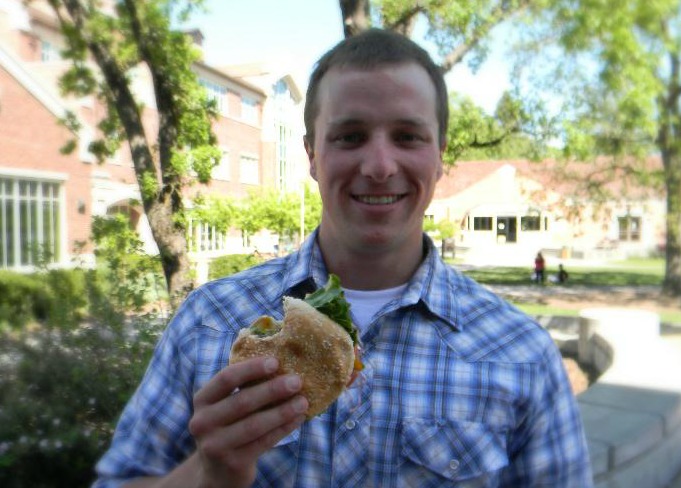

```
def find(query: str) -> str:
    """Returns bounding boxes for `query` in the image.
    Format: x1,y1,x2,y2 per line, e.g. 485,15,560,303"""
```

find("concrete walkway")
482,282,681,486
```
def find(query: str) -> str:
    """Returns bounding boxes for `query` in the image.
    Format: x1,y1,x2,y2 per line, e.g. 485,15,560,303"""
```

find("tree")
519,0,680,295
424,219,458,258
340,0,681,296
340,0,543,71
339,1,553,162
204,187,322,255
40,0,220,308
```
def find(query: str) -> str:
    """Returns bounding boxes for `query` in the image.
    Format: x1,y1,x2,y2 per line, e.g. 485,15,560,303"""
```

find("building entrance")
496,216,517,243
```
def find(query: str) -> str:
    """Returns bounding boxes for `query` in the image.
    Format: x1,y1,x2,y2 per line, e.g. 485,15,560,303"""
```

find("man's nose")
360,136,398,182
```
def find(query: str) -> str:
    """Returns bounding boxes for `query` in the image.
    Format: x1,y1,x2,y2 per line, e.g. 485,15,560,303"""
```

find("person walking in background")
534,251,546,284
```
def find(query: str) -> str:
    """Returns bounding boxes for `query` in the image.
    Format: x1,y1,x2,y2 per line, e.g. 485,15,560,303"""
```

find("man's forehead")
316,64,438,122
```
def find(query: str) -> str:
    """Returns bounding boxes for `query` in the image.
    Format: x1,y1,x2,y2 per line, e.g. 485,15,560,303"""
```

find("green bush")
0,271,51,330
0,213,169,486
208,253,263,281
0,316,162,487
0,269,89,332
44,268,88,329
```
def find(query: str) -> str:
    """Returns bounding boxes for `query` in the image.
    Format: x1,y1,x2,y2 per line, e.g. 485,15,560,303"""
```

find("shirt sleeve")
503,343,594,486
92,292,201,488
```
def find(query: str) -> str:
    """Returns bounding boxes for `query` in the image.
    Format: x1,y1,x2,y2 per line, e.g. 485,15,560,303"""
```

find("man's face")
305,62,444,257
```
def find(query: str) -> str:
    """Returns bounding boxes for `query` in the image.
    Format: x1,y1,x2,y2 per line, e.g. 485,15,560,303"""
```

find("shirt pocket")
399,418,508,487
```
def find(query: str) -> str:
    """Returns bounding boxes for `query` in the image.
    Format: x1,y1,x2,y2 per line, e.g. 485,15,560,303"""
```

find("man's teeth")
356,195,401,205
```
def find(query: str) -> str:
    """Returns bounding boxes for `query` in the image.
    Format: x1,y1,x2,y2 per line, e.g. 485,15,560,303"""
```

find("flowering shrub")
0,214,166,487
0,316,161,487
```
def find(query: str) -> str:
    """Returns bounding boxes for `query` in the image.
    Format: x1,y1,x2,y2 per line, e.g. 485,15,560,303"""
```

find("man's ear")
304,135,318,181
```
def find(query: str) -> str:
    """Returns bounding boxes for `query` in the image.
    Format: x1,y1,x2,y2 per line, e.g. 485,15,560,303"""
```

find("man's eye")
395,133,421,143
335,133,364,145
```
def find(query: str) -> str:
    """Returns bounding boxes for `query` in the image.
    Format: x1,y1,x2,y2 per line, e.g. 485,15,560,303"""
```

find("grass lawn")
450,258,681,324
456,260,664,287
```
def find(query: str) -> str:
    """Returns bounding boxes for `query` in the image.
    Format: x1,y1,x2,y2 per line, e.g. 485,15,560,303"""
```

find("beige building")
428,159,666,265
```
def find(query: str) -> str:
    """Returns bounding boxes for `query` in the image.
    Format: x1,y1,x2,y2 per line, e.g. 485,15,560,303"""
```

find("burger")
229,274,363,418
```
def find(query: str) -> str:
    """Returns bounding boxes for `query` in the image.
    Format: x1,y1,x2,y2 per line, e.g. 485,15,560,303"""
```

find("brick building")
0,0,307,273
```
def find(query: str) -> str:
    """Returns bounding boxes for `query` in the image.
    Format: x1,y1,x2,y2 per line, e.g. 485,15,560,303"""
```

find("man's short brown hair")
304,28,449,148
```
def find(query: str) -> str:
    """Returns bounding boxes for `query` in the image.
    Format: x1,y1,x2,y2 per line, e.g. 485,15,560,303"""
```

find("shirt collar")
398,234,462,330
280,229,463,331
280,228,328,299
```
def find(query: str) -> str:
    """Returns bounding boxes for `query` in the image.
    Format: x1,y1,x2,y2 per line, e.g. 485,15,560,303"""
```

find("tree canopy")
341,0,681,295
42,0,220,306
517,0,680,294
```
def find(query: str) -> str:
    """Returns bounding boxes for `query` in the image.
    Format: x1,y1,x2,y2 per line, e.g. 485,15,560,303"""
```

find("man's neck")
317,233,426,291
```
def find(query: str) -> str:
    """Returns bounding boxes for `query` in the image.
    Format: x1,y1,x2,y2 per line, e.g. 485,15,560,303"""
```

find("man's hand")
188,356,308,488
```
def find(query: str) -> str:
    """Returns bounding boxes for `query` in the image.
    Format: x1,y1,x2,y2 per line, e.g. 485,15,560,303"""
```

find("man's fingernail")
264,357,278,373
292,396,308,413
285,375,302,392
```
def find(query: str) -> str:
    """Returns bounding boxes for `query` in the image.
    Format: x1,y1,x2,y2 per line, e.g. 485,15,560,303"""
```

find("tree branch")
59,0,157,186
386,5,424,37
440,0,533,73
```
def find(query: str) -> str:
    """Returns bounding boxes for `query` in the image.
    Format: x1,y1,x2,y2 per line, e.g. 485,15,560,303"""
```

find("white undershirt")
343,283,409,331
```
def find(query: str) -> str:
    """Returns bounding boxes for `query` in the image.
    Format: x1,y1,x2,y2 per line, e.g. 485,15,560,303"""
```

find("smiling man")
94,29,593,488
306,62,443,290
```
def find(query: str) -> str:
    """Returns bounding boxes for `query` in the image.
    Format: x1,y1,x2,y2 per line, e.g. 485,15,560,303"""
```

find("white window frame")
211,147,230,181
200,78,228,116
0,170,67,269
187,217,229,254
40,39,61,62
241,96,258,124
239,154,259,185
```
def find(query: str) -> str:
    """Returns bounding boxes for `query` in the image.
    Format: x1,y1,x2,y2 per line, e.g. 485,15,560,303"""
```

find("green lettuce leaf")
304,274,358,345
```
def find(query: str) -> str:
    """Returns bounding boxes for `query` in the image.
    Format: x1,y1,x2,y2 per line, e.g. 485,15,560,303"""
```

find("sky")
187,0,511,114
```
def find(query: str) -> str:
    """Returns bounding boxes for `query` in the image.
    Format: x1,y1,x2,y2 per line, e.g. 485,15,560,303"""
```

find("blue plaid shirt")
94,231,592,487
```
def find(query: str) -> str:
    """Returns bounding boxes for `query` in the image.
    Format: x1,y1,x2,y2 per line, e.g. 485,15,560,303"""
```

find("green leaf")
304,274,358,345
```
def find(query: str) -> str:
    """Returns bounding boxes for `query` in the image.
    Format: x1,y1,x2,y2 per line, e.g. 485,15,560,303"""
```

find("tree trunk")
145,198,194,308
56,0,195,309
339,0,371,38
663,149,681,296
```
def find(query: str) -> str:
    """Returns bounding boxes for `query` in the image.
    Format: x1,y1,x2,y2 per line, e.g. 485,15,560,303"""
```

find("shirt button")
344,419,356,430
449,459,460,472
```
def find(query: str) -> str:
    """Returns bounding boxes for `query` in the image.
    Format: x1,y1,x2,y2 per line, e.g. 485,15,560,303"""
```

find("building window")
40,40,60,62
618,216,641,241
241,97,258,124
212,148,230,181
473,216,493,231
187,219,229,253
200,79,228,115
277,123,291,191
272,79,295,192
239,154,259,185
521,216,541,231
0,177,62,268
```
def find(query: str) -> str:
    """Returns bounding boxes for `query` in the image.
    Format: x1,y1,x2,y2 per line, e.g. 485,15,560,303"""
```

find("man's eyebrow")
395,118,431,128
328,118,365,128
328,117,431,128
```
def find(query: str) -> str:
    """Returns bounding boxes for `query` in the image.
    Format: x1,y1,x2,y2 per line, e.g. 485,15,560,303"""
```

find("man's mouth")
353,194,405,205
